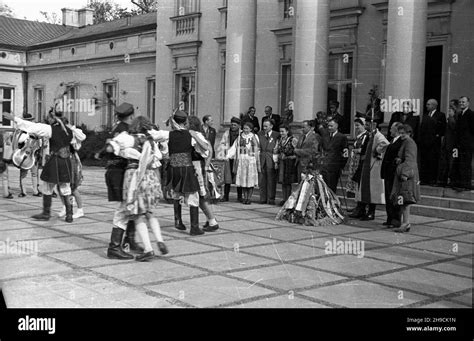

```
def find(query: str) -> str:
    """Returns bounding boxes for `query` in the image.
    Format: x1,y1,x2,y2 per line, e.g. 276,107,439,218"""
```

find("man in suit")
451,96,474,191
437,100,458,187
387,101,420,142
201,115,217,158
261,106,280,132
321,119,349,193
241,106,260,133
258,119,280,204
419,99,446,185
294,120,321,177
329,100,349,134
381,122,404,228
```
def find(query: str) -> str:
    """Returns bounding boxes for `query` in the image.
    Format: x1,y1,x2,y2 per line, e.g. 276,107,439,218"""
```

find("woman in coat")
358,120,389,220
391,124,420,233
274,124,298,206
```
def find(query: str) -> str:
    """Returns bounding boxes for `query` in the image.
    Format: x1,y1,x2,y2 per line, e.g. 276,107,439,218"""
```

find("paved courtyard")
0,167,472,308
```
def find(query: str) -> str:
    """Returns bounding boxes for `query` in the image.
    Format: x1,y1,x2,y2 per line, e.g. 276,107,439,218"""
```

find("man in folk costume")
102,103,144,260
3,109,75,223
216,117,242,202
167,110,206,236
358,121,390,220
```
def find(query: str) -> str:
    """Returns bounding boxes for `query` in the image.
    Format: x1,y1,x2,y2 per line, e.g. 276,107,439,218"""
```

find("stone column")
384,0,428,121
293,0,330,122
224,0,256,123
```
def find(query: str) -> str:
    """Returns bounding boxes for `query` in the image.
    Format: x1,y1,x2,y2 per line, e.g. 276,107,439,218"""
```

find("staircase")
335,174,474,222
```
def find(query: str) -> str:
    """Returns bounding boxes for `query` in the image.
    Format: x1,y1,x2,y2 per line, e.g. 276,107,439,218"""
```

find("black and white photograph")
0,0,472,338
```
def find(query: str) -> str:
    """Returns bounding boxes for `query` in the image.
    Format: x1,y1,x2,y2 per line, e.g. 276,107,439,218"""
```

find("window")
34,88,45,122
220,66,226,123
328,53,354,134
0,87,14,127
280,64,292,115
283,0,294,19
177,0,199,15
103,82,117,128
63,86,78,126
147,78,156,123
175,73,196,115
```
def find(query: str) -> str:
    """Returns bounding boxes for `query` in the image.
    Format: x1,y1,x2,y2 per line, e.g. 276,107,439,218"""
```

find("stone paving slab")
0,167,472,308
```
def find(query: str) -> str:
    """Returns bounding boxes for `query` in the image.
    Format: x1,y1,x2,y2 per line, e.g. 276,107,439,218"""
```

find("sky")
2,0,134,22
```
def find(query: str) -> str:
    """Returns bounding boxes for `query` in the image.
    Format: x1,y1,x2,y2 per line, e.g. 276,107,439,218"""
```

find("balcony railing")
171,13,202,37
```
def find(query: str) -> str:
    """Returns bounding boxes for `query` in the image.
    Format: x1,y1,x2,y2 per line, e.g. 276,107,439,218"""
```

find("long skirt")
235,155,258,188
124,168,163,218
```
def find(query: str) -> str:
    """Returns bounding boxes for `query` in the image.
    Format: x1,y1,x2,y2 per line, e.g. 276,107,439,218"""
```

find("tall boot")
237,186,243,203
32,195,52,220
221,184,230,202
63,195,73,223
361,204,376,221
190,206,204,236
349,202,365,218
107,227,134,260
174,200,186,230
122,220,145,252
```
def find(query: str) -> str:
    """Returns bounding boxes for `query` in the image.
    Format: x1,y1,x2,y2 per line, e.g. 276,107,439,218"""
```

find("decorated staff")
3,109,75,223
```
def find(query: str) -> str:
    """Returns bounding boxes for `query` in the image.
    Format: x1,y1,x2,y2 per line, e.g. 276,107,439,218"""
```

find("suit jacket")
455,108,474,150
322,131,348,172
381,136,404,180
387,111,420,142
202,126,216,158
419,110,446,149
261,114,281,132
258,130,280,170
241,114,260,133
294,130,321,170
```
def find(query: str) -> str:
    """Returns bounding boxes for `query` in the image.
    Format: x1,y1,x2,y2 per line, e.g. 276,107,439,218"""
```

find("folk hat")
115,103,134,118
23,113,34,121
230,116,241,124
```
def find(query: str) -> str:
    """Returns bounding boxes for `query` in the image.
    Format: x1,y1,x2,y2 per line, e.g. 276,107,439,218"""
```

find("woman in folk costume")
107,116,168,261
274,124,298,206
166,110,207,236
346,117,371,218
226,121,261,205
3,109,76,223
186,116,220,231
216,117,242,202
276,160,345,226
358,120,390,220
390,124,420,233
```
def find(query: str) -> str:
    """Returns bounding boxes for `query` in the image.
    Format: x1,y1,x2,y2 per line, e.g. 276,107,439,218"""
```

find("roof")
0,16,72,50
0,12,157,51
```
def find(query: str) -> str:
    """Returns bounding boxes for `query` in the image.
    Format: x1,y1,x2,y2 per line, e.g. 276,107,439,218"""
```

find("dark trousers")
384,177,401,224
451,145,473,189
322,168,341,193
282,184,292,202
437,146,454,185
420,142,440,184
259,167,277,202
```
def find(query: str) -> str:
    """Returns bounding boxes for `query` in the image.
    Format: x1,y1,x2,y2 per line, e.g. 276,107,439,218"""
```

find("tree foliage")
0,3,14,17
39,11,61,24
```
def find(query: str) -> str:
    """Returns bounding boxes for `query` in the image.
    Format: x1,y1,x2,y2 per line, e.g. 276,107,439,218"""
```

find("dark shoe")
174,201,187,230
64,195,73,223
157,242,169,255
259,201,267,204
190,207,204,236
360,213,375,221
107,227,134,260
203,224,219,232
31,195,52,220
32,192,42,197
18,192,26,198
203,221,210,228
238,197,243,203
279,200,286,206
393,224,411,233
382,221,392,226
391,219,401,228
268,200,276,205
135,251,155,262
4,193,13,199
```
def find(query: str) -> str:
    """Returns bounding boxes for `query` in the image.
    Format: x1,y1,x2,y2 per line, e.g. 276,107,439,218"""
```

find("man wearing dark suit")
294,120,321,177
451,96,474,191
321,119,349,193
437,100,458,187
258,119,280,204
381,122,404,228
329,100,350,134
261,106,280,132
201,115,217,158
419,99,446,185
241,106,260,133
387,101,420,142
